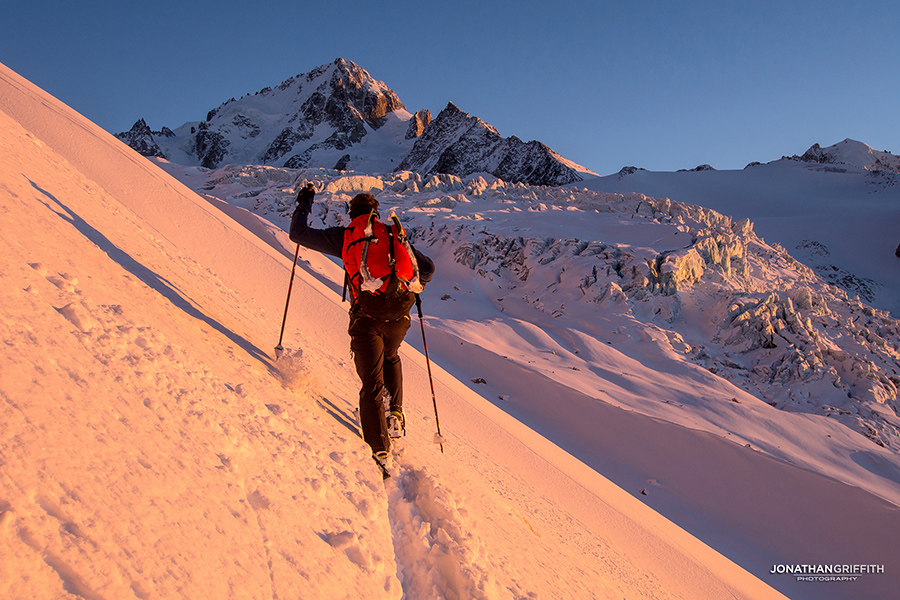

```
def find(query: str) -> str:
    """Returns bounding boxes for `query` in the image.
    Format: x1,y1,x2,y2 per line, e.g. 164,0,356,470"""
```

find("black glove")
296,183,315,211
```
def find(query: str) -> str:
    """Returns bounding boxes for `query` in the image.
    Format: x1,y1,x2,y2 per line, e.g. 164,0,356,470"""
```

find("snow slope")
0,63,804,599
798,138,900,174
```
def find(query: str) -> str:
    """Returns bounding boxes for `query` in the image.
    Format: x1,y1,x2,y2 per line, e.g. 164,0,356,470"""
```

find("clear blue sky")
3,0,898,174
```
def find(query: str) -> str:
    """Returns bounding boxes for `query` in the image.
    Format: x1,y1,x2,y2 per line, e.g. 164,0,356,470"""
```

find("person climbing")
289,183,435,478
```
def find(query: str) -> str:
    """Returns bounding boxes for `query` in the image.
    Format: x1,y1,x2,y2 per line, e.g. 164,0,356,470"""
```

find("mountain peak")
398,100,592,185
797,138,900,173
442,101,463,114
117,118,170,158
114,61,594,183
116,59,408,169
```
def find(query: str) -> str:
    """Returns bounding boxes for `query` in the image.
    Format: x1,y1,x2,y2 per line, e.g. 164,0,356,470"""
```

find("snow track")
386,448,508,600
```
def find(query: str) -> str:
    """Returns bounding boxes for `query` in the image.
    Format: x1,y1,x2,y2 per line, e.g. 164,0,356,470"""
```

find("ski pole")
275,242,302,359
415,294,444,453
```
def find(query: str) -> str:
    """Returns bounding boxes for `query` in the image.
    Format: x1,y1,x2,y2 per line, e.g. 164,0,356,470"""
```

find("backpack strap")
387,223,397,271
389,210,425,294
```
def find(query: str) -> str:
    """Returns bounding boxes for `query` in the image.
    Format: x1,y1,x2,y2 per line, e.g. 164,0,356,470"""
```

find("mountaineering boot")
386,409,406,439
373,451,392,480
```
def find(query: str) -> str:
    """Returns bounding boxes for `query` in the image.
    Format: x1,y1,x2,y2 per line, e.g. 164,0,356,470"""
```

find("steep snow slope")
1,62,795,600
0,67,401,600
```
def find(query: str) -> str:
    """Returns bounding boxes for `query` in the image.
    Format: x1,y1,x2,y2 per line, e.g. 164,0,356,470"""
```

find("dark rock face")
275,59,405,168
618,166,646,176
115,119,166,158
194,122,230,169
231,114,260,139
399,103,583,186
327,58,405,130
405,109,432,139
263,127,310,164
333,154,351,171
494,138,582,185
799,143,833,164
282,151,313,169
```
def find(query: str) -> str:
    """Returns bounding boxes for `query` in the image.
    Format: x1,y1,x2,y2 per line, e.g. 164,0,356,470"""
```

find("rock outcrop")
116,118,169,158
398,102,588,186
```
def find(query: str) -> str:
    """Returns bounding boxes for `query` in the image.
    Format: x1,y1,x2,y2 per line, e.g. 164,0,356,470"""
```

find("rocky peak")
115,119,166,158
326,58,406,130
398,102,587,186
405,109,432,139
678,164,716,172
114,60,596,183
795,139,900,173
617,166,647,177
116,58,409,169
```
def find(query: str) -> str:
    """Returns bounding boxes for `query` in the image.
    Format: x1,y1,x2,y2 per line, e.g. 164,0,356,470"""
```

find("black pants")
349,314,410,454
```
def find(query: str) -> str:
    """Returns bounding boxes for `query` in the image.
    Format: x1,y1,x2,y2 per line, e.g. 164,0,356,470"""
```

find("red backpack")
342,210,423,319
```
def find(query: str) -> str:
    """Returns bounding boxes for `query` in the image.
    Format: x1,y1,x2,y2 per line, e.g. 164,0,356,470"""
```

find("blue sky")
3,0,898,174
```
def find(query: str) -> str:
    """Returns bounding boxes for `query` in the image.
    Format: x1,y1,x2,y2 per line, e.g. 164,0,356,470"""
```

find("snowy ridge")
794,138,900,173
398,102,598,186
117,58,411,172
115,59,597,186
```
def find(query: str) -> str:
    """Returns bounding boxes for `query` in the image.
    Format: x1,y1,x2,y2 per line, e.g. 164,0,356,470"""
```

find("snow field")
387,449,513,600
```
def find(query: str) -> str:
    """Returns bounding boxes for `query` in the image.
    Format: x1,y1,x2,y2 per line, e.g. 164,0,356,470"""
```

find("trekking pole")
415,294,444,453
274,242,302,359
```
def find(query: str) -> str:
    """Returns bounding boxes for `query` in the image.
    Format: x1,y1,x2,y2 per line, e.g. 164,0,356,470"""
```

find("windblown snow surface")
1,61,898,600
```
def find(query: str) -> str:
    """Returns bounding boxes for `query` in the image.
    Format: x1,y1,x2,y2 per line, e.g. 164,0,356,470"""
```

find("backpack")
342,210,424,319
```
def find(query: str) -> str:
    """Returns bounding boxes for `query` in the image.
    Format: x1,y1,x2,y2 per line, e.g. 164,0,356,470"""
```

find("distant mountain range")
613,138,900,176
114,56,900,188
115,58,597,186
